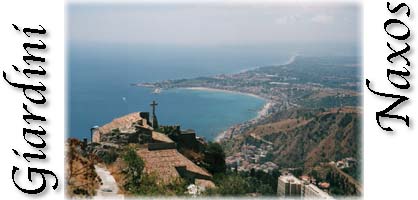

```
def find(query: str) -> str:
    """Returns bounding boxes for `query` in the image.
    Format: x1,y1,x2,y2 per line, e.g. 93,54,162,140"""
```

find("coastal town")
225,142,278,173
66,96,360,199
67,55,362,199
135,56,362,197
137,56,360,142
66,0,365,197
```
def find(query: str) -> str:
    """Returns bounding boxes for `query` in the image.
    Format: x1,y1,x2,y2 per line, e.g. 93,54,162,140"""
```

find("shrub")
122,147,144,193
97,149,118,164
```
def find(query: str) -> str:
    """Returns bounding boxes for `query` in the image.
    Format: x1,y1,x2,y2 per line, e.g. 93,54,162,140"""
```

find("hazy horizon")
69,2,361,47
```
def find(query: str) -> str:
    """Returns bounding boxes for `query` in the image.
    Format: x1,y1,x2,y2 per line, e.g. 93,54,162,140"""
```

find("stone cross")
150,100,158,116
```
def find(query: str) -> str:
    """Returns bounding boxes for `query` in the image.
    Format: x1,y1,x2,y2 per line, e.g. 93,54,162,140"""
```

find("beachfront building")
278,173,333,199
277,173,302,197
303,183,333,199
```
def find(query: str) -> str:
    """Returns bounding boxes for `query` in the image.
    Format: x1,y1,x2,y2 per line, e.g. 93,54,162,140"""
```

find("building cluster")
226,143,278,173
220,120,255,140
277,173,333,199
89,105,215,190
329,157,357,169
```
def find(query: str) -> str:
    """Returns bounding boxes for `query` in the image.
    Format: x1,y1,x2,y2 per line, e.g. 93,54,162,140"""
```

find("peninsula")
66,56,362,198
134,56,363,197
135,56,361,141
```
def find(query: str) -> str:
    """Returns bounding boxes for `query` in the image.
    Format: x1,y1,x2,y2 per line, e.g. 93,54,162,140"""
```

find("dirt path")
94,165,123,199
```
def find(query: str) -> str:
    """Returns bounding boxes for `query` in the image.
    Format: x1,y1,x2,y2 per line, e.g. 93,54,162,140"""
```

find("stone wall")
178,131,198,150
175,166,212,183
93,125,152,145
148,142,176,151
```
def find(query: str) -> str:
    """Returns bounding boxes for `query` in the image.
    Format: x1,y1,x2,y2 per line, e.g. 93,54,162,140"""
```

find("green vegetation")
121,147,187,196
122,147,145,193
208,173,250,196
133,174,187,196
202,142,226,174
341,163,361,181
339,113,353,128
260,151,274,163
299,95,360,109
207,169,281,196
325,169,360,196
97,148,118,164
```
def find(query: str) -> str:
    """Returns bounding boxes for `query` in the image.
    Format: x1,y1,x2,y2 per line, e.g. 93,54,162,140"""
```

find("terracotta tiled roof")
137,148,212,184
98,112,150,134
152,131,174,143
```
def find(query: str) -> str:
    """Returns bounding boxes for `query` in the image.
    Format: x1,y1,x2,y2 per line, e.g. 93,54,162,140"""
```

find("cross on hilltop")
150,100,158,116
150,100,159,129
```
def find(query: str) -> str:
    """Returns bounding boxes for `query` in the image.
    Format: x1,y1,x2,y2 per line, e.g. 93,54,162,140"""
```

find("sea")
69,43,341,140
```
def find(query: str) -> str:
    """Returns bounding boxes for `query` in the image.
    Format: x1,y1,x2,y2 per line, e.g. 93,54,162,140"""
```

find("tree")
203,142,226,174
97,148,118,164
210,173,250,195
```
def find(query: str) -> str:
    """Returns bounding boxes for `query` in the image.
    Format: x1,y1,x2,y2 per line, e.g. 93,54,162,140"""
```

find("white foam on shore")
257,101,273,119
184,87,266,100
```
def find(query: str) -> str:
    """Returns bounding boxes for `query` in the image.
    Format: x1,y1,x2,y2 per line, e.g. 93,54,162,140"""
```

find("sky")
68,2,361,46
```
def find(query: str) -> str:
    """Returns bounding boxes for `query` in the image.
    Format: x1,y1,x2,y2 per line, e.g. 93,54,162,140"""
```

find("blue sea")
69,43,294,140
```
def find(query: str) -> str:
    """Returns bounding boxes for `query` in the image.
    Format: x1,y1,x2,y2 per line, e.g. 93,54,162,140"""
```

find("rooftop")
97,112,151,134
137,148,212,184
152,131,174,143
305,184,333,199
279,174,302,184
181,129,196,134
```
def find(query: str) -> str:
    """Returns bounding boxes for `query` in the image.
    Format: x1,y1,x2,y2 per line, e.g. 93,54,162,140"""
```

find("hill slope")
224,107,361,168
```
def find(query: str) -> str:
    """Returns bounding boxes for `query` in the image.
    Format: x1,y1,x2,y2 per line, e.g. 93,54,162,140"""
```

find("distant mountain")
224,106,361,168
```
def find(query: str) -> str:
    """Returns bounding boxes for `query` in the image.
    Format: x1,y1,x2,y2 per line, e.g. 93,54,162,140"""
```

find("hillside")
65,139,101,197
224,106,361,169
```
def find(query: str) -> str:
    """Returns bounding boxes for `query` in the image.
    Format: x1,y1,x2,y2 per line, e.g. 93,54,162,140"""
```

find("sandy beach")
257,101,273,120
184,87,266,101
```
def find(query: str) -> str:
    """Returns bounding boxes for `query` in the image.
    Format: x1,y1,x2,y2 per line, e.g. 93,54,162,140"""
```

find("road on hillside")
94,165,124,199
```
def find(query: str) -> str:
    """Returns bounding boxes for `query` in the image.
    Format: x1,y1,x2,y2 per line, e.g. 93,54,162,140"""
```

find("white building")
303,183,333,199
277,174,302,197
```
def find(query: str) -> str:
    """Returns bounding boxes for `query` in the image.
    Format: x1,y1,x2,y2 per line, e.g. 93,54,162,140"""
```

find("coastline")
215,101,273,142
182,87,271,119
183,87,266,101
182,55,299,142
238,54,298,73
137,55,299,142
180,87,273,142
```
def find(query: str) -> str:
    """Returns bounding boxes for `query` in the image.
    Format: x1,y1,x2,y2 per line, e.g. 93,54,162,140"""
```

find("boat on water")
152,88,161,94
